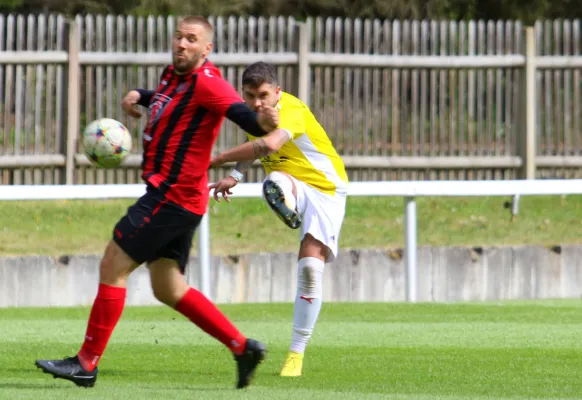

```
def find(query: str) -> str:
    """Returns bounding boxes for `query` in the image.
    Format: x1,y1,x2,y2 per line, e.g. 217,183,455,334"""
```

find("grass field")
0,195,581,256
2,301,582,399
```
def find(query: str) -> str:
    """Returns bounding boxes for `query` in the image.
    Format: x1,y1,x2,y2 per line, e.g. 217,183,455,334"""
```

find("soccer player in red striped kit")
35,16,278,390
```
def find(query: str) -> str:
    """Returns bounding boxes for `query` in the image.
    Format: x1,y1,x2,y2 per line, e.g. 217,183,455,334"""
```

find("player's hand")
209,177,238,203
257,105,279,132
122,90,143,118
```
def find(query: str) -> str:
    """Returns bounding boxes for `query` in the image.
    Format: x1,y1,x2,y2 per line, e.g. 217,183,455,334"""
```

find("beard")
173,51,202,74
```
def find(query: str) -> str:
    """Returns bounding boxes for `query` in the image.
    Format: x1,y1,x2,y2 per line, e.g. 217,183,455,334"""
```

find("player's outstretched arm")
210,129,290,168
208,141,255,203
208,159,255,203
208,177,237,203
229,141,255,179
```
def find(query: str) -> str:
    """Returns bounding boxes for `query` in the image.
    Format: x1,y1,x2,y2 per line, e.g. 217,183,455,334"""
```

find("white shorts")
263,172,347,263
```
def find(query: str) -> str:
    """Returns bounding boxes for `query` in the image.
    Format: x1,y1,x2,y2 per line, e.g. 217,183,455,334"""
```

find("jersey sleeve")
135,89,155,107
196,69,269,137
195,68,244,116
277,107,306,140
133,66,171,108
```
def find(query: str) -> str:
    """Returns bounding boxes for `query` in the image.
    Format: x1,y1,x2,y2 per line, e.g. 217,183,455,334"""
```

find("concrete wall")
1,245,582,308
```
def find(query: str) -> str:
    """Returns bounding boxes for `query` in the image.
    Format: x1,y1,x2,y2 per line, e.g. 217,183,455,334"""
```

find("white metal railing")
3,179,582,302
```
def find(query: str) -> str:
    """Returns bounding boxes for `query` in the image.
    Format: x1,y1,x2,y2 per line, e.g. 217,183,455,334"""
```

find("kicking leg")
35,240,139,387
149,258,266,389
262,171,302,229
281,234,328,377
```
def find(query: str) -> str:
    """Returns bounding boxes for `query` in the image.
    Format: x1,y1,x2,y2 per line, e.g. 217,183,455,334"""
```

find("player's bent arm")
260,128,291,153
225,103,272,137
225,141,255,183
214,129,291,165
134,89,155,107
235,160,254,174
195,71,277,134
229,159,255,182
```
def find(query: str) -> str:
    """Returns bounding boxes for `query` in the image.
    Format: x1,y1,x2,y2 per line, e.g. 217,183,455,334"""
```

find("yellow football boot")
280,351,304,377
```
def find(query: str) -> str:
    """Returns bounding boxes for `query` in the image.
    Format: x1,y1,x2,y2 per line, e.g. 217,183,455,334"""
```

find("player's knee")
150,278,183,306
151,283,175,306
98,240,136,286
297,257,325,298
300,234,330,260
149,259,189,307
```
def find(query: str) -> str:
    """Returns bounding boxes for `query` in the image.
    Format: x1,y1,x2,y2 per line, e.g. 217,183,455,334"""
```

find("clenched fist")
121,90,143,118
257,105,279,132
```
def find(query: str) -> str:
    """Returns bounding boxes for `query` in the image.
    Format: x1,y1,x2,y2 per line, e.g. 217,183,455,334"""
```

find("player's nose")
176,38,187,49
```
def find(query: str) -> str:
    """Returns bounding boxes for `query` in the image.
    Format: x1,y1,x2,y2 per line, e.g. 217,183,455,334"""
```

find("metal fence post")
404,196,418,302
65,18,80,185
518,26,537,180
198,209,211,299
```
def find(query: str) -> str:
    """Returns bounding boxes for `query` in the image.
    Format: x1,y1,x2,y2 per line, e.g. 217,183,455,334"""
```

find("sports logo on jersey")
177,82,189,93
147,94,172,128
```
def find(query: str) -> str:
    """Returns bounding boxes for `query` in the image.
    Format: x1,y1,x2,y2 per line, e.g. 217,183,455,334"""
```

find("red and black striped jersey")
137,60,265,215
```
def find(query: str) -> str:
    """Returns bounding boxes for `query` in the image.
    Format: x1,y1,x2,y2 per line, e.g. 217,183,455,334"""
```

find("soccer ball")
82,118,132,168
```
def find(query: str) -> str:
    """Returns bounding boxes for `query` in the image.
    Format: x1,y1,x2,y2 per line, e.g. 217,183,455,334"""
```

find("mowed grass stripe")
3,301,582,323
2,319,582,350
2,302,582,398
0,195,581,256
5,335,582,398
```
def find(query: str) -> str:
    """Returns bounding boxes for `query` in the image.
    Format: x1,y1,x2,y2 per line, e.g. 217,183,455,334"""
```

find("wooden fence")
0,14,581,184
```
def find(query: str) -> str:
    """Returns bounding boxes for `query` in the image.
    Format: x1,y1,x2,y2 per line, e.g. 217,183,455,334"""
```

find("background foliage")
1,0,581,23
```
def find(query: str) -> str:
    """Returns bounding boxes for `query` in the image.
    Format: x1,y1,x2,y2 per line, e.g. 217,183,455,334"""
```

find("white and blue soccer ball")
82,118,132,169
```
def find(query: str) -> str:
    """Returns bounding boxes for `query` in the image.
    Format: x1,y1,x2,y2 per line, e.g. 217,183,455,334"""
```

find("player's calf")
262,171,301,229
282,254,325,377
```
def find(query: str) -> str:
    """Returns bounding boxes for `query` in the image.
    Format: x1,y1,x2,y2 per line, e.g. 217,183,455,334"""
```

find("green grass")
0,195,581,257
2,301,582,399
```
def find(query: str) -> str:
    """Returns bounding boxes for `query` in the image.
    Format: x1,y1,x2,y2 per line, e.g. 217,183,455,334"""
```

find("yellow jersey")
247,92,349,196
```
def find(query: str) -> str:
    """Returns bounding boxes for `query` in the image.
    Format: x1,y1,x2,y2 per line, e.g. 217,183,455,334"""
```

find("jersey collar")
275,91,283,110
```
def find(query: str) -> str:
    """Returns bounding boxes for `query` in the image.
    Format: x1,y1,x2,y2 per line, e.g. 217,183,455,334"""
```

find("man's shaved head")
179,15,214,41
172,15,214,74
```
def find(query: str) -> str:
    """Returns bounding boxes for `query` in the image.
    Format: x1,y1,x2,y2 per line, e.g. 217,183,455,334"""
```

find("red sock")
77,284,126,371
175,288,246,355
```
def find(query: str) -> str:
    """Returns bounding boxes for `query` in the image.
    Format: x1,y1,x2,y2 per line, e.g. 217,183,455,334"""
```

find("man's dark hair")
241,62,278,88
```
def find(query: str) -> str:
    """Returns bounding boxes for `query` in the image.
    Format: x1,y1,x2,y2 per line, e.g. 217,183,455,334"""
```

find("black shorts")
112,185,203,272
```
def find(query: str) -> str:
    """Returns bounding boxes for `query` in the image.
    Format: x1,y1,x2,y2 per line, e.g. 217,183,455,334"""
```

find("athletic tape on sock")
297,257,324,299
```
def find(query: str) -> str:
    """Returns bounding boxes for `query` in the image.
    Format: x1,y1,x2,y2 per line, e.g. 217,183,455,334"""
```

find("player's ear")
203,41,213,57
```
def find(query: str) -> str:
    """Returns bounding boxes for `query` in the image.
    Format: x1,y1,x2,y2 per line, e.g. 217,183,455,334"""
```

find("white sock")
290,257,325,354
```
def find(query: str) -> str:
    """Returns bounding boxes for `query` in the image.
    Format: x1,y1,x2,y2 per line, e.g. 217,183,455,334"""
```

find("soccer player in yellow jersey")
209,61,349,377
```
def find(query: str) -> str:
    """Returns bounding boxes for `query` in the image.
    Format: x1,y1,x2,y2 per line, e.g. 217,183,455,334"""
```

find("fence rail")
0,15,582,184
3,179,582,302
